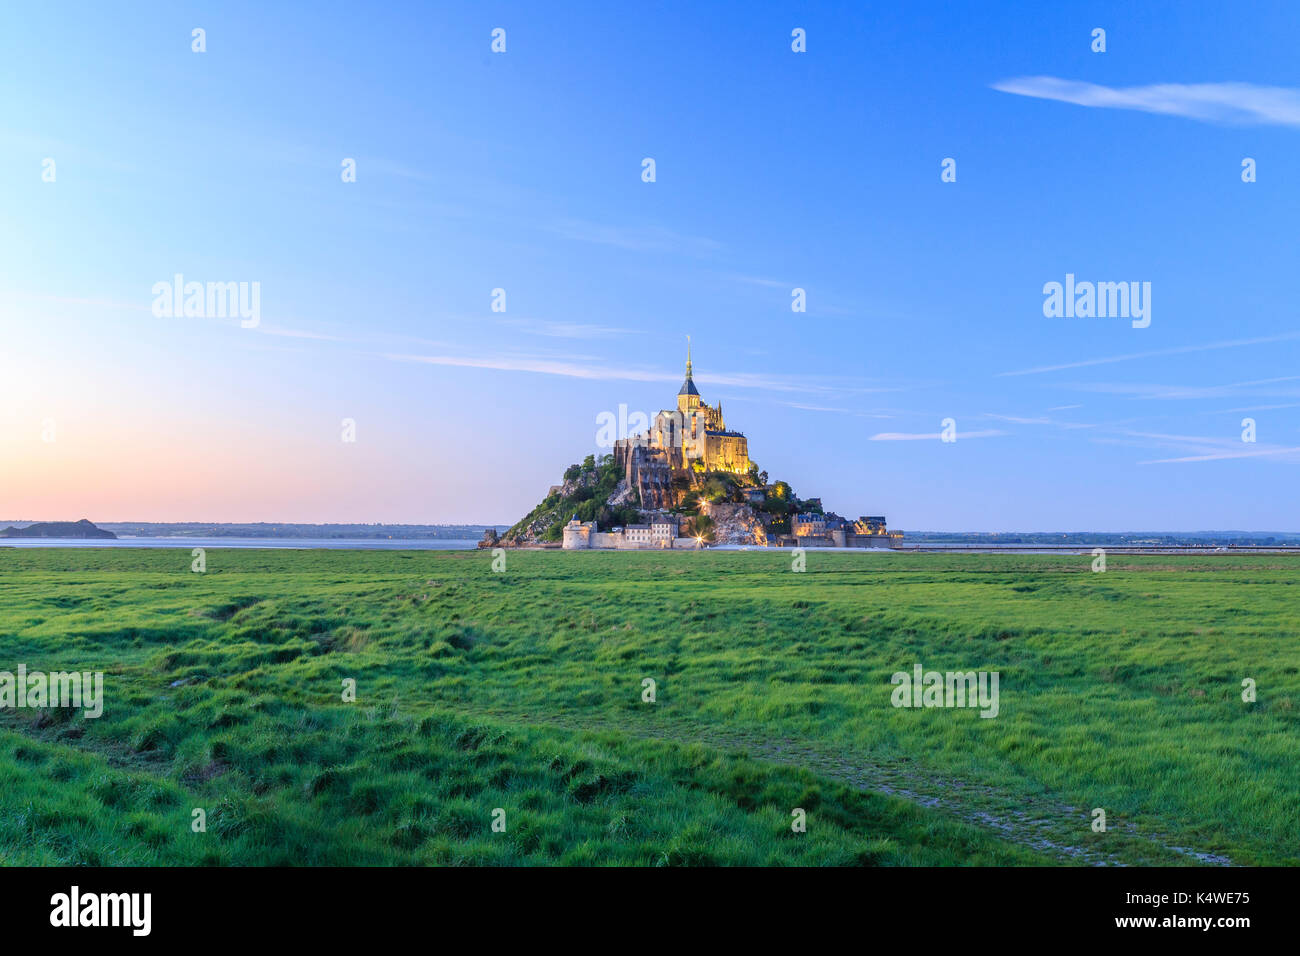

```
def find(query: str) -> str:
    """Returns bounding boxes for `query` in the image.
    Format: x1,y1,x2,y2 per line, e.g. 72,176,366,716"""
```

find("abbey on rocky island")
547,343,903,551
613,341,751,510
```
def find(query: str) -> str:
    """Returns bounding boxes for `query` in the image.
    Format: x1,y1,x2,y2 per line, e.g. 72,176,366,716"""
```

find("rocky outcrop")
500,456,641,546
606,479,636,508
556,471,598,498
500,510,559,547
477,529,500,549
700,501,767,546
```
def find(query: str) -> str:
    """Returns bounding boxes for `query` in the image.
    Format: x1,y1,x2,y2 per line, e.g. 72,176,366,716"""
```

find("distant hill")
901,530,1300,546
0,519,117,539
88,522,505,539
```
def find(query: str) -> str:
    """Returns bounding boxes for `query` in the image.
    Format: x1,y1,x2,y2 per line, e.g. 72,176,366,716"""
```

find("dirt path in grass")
447,705,1236,867
729,734,1233,867
3,703,1235,867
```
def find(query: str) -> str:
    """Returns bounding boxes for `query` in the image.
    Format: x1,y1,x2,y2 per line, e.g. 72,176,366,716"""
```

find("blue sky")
2,0,1298,529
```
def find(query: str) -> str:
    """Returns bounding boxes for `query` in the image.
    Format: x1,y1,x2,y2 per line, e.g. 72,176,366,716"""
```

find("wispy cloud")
548,219,722,256
498,317,640,339
381,349,895,397
716,272,788,289
255,325,348,342
870,429,1006,441
998,332,1300,377
1140,445,1300,464
383,351,667,383
1097,428,1300,465
709,373,896,395
992,77,1300,127
983,413,1050,425
979,412,1102,431
780,402,853,413
1067,376,1300,401
1202,402,1300,414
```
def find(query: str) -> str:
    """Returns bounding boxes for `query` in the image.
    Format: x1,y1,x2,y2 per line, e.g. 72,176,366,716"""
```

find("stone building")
792,513,827,537
649,513,679,542
855,516,887,535
845,516,902,549
563,513,686,550
561,516,595,549
614,343,751,496
622,443,674,510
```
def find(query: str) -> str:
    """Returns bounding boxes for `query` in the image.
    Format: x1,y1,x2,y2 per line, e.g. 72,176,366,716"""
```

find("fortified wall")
562,514,698,550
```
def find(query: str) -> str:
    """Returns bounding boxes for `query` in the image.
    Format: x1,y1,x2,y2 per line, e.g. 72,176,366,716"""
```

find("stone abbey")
613,342,751,510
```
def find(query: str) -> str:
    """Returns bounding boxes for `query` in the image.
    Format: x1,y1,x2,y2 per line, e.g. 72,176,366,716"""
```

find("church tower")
676,336,701,414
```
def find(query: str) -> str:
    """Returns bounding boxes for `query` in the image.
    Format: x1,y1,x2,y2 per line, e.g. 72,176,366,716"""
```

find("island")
500,344,901,549
0,519,117,539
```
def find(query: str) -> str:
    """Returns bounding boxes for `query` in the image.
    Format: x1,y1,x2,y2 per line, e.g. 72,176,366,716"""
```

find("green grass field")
1,547,1296,866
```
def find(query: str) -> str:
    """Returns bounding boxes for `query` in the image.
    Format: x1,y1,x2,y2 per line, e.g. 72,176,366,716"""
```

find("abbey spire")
677,335,700,411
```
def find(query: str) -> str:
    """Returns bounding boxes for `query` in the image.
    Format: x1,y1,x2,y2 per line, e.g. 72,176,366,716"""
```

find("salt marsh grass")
1,549,1295,865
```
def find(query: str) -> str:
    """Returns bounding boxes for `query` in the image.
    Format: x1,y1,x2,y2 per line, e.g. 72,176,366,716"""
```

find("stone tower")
677,337,701,415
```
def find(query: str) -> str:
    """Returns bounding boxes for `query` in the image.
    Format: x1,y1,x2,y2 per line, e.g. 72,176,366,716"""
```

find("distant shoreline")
7,538,1300,556
2,522,1297,550
0,537,483,551
0,522,507,541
